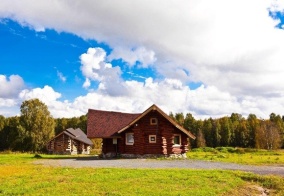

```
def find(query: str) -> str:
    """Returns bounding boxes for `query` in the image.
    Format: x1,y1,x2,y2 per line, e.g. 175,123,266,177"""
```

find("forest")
169,112,284,150
1,98,284,152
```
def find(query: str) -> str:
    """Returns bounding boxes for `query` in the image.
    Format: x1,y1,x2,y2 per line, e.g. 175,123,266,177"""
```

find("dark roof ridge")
88,108,141,115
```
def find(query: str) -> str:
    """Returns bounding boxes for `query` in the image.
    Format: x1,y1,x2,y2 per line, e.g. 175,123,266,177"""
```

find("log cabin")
87,104,195,158
46,128,93,155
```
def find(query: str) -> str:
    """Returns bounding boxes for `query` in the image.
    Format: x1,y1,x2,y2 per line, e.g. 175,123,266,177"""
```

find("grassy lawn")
187,147,284,165
0,153,284,195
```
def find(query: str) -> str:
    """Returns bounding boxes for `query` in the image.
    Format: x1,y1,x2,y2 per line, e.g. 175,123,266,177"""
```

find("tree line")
0,99,87,152
1,98,284,152
170,112,284,150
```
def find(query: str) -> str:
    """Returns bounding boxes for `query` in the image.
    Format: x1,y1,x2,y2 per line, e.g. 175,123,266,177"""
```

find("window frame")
125,132,134,145
150,118,158,125
173,134,181,146
149,135,157,143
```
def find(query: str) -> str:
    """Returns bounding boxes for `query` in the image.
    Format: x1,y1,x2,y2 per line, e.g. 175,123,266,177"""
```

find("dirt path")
34,158,284,177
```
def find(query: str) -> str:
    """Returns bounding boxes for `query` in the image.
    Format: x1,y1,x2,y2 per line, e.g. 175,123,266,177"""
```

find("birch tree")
19,99,55,152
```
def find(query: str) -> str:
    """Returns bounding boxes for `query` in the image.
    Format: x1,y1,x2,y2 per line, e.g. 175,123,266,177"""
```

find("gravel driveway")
34,157,284,177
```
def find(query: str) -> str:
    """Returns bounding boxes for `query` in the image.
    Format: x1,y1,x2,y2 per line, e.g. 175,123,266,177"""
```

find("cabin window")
150,118,158,125
173,134,181,145
149,135,156,143
126,133,134,145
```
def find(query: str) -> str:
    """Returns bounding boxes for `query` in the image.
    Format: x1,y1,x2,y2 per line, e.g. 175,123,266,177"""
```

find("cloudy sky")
1,0,284,119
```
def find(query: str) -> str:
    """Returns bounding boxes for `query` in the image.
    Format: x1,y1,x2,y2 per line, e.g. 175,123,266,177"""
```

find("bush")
226,147,237,153
33,154,42,158
191,147,217,153
235,148,245,154
215,147,237,153
216,147,228,153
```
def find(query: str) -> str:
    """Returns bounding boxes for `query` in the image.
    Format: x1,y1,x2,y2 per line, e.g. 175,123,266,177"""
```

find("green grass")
187,147,284,165
0,153,284,195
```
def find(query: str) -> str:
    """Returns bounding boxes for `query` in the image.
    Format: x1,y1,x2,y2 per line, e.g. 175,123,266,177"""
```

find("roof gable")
87,109,141,138
118,104,196,139
47,128,93,146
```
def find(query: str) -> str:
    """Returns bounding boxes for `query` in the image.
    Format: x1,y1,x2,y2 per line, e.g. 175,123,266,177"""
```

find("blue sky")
0,19,157,100
1,1,284,118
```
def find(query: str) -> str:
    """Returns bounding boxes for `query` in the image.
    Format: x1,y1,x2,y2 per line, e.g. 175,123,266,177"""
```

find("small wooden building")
87,104,195,158
46,128,93,155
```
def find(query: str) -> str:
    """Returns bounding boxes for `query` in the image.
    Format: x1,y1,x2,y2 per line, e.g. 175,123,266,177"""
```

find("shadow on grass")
31,154,146,161
31,154,101,161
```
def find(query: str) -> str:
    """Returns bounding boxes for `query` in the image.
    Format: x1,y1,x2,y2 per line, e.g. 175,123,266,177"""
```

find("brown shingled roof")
87,109,141,138
87,104,196,140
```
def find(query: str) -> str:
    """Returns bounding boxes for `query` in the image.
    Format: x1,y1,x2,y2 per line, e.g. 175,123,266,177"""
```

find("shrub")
191,148,203,152
235,148,245,154
216,147,236,153
202,147,217,152
33,154,42,158
226,147,236,153
216,147,228,153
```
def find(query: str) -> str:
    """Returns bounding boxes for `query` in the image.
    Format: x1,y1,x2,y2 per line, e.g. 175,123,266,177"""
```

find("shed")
46,128,93,155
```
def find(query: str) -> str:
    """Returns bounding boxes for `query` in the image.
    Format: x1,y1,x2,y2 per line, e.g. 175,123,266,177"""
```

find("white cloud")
0,98,19,117
80,48,113,81
80,47,128,96
57,71,66,82
2,77,284,119
0,75,25,98
1,0,284,118
2,1,283,97
108,46,156,67
17,85,84,118
83,78,91,89
0,98,16,107
19,85,61,104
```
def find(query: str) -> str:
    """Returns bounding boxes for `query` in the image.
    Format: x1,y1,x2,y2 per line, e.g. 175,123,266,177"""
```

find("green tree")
54,117,68,135
212,120,221,147
195,120,205,148
203,118,214,147
237,119,250,147
230,113,241,146
0,115,6,150
219,117,232,146
247,114,259,148
78,115,87,133
19,99,55,152
174,113,185,126
183,113,197,147
183,113,195,132
0,116,22,151
54,114,87,135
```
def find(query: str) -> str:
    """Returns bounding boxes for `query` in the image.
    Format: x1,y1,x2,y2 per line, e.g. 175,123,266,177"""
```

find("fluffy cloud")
67,78,284,119
108,46,156,67
1,1,283,98
80,47,128,96
18,85,84,118
0,75,24,98
2,76,284,119
1,0,284,118
19,85,61,104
